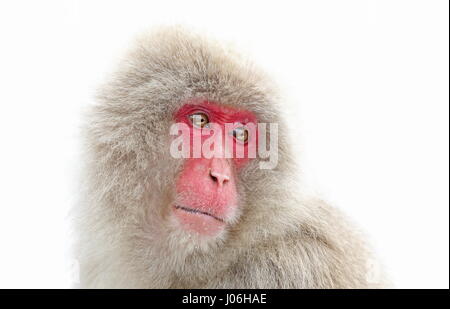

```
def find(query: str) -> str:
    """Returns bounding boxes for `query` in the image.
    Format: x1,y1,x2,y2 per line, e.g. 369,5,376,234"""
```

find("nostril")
210,171,217,182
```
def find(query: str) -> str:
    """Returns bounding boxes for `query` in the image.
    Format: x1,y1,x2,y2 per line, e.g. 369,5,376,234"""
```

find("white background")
0,0,448,288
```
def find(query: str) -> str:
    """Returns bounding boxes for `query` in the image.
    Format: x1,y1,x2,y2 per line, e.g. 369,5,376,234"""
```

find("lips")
174,205,224,222
173,205,226,236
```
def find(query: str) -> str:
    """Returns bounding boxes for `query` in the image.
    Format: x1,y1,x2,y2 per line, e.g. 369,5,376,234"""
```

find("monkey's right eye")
189,113,209,128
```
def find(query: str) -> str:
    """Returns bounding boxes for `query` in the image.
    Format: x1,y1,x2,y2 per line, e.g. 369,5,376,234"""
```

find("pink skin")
172,101,257,236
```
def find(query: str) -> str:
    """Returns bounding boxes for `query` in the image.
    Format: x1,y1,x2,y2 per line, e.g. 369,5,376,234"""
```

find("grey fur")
74,26,386,288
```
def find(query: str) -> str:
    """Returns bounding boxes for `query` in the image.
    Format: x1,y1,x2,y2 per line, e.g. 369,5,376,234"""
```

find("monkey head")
79,27,296,276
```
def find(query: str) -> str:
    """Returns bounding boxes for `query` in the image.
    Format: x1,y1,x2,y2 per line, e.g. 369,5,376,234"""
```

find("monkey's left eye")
232,127,249,143
189,113,209,128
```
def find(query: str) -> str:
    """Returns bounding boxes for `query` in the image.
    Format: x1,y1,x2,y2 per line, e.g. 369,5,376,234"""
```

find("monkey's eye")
232,127,249,143
189,113,209,128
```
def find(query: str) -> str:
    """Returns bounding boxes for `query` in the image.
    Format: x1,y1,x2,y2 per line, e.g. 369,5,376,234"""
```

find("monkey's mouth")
173,204,227,237
173,204,227,236
174,205,224,223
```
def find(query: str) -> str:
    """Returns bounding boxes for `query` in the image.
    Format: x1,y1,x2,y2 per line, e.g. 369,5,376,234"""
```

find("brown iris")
233,126,249,143
189,113,209,128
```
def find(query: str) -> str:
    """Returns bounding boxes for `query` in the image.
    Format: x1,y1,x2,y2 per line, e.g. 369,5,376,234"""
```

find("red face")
172,101,257,236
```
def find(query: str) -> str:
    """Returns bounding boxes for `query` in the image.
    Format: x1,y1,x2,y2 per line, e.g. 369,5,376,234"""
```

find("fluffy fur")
74,27,386,288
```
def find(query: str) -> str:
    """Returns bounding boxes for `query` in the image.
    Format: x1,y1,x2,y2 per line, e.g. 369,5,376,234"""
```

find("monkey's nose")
209,158,231,187
209,170,230,186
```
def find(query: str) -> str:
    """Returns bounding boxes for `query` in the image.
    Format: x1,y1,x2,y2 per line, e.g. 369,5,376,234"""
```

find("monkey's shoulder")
217,201,376,288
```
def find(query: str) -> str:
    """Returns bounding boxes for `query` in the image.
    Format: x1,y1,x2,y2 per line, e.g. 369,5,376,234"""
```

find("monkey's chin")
173,205,226,237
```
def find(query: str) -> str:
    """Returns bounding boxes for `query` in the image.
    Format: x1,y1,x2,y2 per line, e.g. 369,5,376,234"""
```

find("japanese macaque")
75,27,386,288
